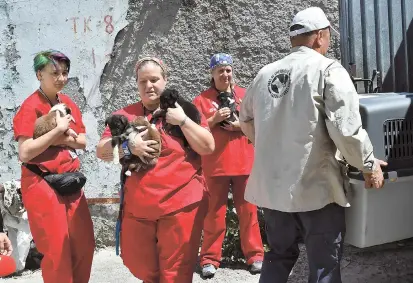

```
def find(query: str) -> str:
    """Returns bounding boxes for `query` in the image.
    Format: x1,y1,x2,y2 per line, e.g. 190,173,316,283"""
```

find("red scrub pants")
23,182,95,283
200,175,264,267
121,200,207,283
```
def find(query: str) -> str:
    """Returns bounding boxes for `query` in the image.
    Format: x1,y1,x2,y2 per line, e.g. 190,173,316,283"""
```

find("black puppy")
217,91,239,126
105,114,161,175
154,88,201,147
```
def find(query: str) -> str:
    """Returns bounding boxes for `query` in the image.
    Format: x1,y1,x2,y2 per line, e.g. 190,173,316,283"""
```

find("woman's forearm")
61,133,86,149
180,118,215,155
96,138,125,162
18,127,63,163
96,138,115,161
207,115,219,129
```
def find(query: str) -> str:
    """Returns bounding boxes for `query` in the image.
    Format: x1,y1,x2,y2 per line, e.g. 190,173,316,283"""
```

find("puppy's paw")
147,158,158,166
113,145,120,165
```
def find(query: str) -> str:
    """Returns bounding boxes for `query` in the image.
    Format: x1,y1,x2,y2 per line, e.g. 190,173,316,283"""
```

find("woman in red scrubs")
193,53,264,277
96,57,214,283
13,50,95,283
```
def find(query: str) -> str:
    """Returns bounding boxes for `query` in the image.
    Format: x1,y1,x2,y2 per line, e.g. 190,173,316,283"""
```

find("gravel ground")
2,239,413,283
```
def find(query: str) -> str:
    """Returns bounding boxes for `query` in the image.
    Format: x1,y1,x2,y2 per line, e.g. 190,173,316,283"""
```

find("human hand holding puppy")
128,128,159,163
165,102,187,126
213,107,231,125
52,111,78,146
55,111,72,133
220,113,241,132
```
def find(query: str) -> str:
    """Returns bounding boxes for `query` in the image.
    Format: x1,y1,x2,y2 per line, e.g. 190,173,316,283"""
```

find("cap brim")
290,25,340,37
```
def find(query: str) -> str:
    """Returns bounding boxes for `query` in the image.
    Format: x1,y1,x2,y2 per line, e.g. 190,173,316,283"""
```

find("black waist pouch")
24,163,86,196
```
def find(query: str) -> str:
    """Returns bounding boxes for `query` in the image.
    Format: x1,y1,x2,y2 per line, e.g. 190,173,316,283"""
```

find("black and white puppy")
105,114,161,176
216,91,239,126
154,88,201,147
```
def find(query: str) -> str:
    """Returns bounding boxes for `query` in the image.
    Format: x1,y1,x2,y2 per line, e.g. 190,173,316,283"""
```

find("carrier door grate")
384,119,413,160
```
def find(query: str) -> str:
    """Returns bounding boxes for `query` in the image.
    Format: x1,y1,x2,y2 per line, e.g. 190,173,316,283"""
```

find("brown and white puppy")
33,103,77,139
130,116,162,166
105,114,161,176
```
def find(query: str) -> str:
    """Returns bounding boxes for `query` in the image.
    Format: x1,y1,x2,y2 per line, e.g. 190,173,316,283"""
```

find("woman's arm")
53,133,86,149
96,131,158,162
180,118,215,155
207,107,231,128
96,138,117,162
166,102,215,155
220,118,242,132
56,98,87,150
240,120,255,145
18,113,72,162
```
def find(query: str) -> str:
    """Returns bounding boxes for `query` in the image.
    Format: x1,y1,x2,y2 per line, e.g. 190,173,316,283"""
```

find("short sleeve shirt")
100,101,209,219
13,90,85,192
193,85,254,177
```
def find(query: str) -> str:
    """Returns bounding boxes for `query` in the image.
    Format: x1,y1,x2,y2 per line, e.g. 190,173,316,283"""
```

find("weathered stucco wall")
0,0,339,246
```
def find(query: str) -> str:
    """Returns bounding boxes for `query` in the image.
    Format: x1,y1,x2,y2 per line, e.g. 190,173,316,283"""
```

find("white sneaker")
249,260,263,274
202,264,217,278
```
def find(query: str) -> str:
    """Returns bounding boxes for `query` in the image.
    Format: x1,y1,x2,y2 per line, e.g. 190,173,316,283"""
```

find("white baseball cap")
289,7,339,37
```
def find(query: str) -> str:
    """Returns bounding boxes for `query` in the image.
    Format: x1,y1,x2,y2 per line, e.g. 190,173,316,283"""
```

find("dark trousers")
259,203,345,283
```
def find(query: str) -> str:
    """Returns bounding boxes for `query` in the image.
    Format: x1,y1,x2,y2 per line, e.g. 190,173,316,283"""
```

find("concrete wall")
0,0,340,246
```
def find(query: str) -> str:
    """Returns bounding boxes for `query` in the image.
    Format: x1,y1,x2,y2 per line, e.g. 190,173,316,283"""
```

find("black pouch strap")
23,163,50,178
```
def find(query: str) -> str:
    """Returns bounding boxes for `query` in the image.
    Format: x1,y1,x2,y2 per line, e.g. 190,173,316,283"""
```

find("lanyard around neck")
38,87,60,107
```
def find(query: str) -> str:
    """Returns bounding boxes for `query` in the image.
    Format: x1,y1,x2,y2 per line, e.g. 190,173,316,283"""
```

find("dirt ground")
3,238,413,283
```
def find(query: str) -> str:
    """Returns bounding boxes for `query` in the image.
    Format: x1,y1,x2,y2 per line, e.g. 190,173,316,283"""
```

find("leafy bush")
221,191,268,264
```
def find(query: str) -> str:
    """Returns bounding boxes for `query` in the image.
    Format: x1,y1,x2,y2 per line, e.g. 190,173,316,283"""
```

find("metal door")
339,0,413,94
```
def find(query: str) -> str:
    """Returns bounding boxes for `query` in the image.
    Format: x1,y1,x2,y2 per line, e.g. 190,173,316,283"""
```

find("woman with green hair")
13,50,95,283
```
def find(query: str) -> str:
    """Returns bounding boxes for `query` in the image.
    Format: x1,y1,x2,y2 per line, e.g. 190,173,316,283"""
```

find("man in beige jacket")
240,6,387,283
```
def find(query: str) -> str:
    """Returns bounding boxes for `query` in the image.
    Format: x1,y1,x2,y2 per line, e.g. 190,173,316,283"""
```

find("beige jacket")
240,46,375,212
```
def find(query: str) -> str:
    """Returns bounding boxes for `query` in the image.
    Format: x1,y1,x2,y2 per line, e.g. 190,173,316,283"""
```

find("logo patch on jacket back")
267,70,291,98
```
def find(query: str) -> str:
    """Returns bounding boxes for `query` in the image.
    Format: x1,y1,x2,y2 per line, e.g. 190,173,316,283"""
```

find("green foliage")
221,192,268,264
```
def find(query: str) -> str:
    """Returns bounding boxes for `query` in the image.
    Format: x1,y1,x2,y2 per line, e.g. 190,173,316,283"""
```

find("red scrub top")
100,101,209,219
193,85,254,177
13,90,86,192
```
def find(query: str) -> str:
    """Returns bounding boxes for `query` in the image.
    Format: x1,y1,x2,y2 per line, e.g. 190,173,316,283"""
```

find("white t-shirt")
240,46,375,212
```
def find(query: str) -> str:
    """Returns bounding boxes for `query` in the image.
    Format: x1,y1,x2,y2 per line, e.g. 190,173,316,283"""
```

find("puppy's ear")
160,88,167,95
66,107,72,115
35,109,43,118
159,90,171,110
120,115,129,126
105,116,112,127
163,89,179,106
171,89,179,100
65,107,76,123
56,110,65,117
